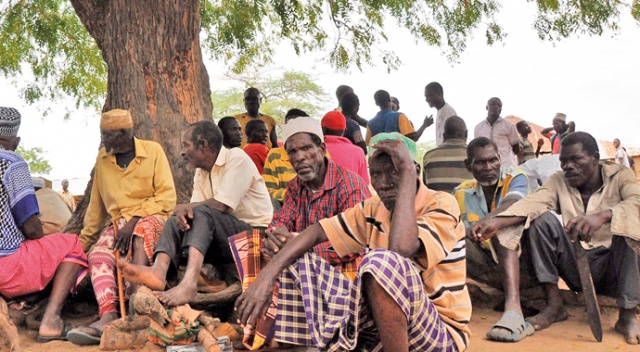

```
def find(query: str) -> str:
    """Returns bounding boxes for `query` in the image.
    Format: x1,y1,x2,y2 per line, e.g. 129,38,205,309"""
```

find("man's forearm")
388,170,420,257
260,224,327,280
202,198,230,213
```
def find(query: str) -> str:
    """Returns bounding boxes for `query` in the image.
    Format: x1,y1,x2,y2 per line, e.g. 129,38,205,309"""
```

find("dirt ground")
11,304,639,352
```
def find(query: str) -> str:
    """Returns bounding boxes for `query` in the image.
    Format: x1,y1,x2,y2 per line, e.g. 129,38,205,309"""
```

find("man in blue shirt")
0,107,88,343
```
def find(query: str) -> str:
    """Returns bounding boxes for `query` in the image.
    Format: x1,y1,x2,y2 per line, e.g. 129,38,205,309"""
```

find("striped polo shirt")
422,138,473,193
319,183,471,351
262,147,296,202
520,136,535,163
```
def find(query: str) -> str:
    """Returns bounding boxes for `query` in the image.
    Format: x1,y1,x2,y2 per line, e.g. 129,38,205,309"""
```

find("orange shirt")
234,113,277,149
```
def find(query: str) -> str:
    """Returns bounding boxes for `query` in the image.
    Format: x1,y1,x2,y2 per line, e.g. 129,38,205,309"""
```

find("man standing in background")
425,82,457,146
58,179,76,211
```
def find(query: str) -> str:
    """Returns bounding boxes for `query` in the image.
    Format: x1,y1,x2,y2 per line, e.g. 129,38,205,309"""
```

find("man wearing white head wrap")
0,107,88,343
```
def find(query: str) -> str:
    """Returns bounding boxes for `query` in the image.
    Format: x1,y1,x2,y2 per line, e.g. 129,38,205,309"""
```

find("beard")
477,178,498,187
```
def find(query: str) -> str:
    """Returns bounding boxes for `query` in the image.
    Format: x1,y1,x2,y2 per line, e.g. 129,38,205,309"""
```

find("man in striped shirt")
237,132,471,351
262,109,308,204
423,115,472,193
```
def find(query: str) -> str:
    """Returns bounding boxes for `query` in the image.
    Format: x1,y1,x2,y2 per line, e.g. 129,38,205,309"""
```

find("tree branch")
69,0,107,46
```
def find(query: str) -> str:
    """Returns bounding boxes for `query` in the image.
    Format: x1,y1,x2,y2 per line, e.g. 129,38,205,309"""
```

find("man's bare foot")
117,259,166,291
614,308,640,344
154,281,197,306
525,304,568,331
38,314,66,338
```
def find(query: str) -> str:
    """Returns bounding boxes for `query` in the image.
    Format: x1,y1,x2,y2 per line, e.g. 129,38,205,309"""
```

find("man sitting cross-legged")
236,133,471,352
470,132,640,344
119,120,273,306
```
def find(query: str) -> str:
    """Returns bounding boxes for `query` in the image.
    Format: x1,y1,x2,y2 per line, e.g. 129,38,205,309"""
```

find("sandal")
66,325,103,346
486,310,535,342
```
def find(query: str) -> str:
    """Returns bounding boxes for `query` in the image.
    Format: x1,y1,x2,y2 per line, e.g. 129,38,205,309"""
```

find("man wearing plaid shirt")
228,116,371,350
267,116,370,279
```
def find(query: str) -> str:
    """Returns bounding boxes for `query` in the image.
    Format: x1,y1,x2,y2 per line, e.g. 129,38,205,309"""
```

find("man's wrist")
598,210,612,223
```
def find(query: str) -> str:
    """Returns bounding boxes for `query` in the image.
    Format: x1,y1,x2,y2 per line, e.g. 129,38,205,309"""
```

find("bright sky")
1,1,639,193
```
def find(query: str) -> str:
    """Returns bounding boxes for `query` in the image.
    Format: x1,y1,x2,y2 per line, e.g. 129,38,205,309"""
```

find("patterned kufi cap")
100,109,134,130
0,107,21,137
368,132,418,162
282,116,324,143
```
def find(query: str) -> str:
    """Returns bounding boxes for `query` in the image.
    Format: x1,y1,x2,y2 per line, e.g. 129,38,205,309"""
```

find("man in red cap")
321,111,369,184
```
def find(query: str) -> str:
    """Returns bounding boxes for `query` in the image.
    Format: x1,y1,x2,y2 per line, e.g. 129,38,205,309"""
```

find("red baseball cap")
321,111,346,130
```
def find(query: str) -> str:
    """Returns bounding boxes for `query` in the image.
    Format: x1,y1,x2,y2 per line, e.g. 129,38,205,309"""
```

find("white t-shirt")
615,147,630,168
436,103,457,146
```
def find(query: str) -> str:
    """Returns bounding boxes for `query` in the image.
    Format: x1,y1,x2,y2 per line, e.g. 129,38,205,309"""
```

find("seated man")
455,137,565,342
68,109,177,345
321,111,369,184
422,115,472,193
229,116,371,349
236,133,470,351
0,107,87,342
32,177,72,235
471,132,640,344
262,108,307,204
119,120,273,306
243,119,269,174
218,116,243,149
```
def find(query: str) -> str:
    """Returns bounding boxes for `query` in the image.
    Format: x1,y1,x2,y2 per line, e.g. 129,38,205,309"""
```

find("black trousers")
154,204,253,273
525,216,640,309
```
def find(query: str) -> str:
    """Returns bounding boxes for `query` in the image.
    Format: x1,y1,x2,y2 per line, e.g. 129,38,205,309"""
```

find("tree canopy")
1,0,638,112
17,145,52,175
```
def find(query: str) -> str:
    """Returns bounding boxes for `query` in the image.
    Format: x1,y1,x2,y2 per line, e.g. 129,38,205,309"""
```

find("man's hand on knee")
173,204,195,231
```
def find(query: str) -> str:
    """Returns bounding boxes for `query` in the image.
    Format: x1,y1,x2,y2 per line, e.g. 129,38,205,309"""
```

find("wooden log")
193,282,242,305
100,315,150,351
197,329,221,352
0,297,20,352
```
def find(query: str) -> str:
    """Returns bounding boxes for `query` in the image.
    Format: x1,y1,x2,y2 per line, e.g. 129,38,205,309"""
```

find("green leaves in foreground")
0,0,105,114
17,145,52,175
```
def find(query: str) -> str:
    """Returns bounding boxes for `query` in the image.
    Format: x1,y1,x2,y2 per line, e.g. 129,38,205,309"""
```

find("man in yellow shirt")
58,179,76,211
234,87,278,149
67,109,176,346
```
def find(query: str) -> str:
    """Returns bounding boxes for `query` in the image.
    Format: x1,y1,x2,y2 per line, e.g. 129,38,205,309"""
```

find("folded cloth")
148,304,202,347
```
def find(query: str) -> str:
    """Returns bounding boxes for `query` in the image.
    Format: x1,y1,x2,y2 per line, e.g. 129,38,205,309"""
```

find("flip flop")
486,310,535,342
66,325,102,346
36,321,72,343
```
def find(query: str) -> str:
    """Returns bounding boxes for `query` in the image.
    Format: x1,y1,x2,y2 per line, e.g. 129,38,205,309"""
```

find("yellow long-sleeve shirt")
79,138,177,251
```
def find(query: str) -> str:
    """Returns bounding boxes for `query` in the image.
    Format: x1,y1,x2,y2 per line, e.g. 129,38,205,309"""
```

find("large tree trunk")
70,0,212,203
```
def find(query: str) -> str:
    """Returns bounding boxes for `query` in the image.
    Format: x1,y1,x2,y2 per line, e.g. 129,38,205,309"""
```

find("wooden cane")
113,222,127,321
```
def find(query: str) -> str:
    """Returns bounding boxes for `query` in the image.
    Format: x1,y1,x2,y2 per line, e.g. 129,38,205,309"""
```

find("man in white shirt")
119,120,273,306
474,97,520,167
425,82,457,146
614,138,630,168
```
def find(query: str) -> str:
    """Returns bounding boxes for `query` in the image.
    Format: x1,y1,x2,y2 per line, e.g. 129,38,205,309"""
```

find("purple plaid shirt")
271,158,370,264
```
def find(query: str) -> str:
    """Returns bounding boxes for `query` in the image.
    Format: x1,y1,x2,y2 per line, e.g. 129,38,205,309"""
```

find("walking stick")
113,222,127,320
